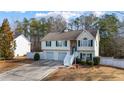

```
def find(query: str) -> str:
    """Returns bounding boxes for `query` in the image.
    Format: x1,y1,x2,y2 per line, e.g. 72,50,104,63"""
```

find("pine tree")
0,19,15,59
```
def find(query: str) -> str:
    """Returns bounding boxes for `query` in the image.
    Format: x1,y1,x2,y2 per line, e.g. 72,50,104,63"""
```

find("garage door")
46,52,54,60
58,52,67,61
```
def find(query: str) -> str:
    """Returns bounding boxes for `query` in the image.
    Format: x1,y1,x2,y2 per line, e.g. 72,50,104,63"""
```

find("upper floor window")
56,41,67,47
46,41,51,47
78,38,93,47
82,38,87,46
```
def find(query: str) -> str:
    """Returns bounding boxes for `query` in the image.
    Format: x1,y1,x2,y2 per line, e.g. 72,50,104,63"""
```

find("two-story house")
41,30,100,65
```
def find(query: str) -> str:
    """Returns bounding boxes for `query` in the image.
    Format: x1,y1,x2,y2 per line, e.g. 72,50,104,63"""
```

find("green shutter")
50,41,51,46
91,40,93,46
56,41,57,47
65,41,67,47
78,40,80,47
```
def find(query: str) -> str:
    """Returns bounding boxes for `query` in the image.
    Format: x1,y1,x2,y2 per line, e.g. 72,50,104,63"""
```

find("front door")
70,40,77,55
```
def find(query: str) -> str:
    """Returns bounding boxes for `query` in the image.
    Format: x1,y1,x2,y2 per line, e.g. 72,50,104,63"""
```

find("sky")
0,11,124,26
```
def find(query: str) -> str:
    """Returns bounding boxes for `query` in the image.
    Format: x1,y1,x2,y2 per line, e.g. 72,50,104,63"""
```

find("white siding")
42,40,70,51
14,35,30,57
77,31,95,51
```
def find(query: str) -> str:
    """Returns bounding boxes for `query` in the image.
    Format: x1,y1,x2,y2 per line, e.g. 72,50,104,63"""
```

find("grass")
0,56,33,73
43,65,124,81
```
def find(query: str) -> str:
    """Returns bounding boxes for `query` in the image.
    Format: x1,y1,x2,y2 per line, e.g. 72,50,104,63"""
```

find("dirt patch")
43,65,124,81
0,57,33,73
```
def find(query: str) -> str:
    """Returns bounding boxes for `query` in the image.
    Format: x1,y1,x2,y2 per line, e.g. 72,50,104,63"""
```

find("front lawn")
43,65,124,81
0,57,33,73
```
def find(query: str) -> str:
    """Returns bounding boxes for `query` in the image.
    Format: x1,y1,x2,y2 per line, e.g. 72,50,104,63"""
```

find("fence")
100,57,124,68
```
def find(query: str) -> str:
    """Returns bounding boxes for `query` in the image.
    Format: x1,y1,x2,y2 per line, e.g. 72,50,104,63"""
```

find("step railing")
64,53,75,66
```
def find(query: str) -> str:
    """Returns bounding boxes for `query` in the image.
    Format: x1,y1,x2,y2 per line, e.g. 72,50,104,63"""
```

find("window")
56,41,62,47
79,38,93,47
63,41,67,47
86,54,92,60
80,53,92,61
80,53,86,60
46,41,51,47
88,40,93,47
83,38,87,46
56,41,67,47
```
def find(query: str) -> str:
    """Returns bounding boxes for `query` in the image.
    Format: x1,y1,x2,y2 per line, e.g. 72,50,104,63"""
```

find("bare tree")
47,15,67,32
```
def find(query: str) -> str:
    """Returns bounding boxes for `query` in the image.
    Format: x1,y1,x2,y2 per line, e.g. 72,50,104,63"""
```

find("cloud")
3,11,26,13
35,11,106,22
19,11,26,13
35,11,84,22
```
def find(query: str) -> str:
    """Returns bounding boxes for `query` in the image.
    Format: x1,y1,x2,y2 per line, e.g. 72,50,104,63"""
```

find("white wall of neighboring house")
14,34,30,57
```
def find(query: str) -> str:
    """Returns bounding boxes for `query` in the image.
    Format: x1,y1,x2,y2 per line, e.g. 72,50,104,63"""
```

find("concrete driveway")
0,60,63,81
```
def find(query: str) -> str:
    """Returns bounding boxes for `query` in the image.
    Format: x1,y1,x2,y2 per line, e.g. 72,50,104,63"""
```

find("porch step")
64,54,75,66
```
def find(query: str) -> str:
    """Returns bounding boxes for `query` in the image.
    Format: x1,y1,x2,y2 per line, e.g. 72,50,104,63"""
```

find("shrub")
80,61,86,65
93,57,100,65
34,53,40,61
76,58,81,64
86,60,94,66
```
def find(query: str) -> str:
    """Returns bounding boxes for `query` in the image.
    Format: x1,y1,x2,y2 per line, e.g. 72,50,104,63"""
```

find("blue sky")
0,11,124,26
0,11,49,25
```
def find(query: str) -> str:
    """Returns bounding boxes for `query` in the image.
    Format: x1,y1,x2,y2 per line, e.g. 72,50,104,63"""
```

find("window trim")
46,41,51,47
78,39,93,47
56,40,67,47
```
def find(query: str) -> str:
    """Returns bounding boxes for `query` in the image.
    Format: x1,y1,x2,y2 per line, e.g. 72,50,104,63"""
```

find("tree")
0,27,2,58
14,18,29,38
47,15,67,32
98,14,119,56
68,14,98,31
0,19,15,59
22,18,29,37
30,18,49,52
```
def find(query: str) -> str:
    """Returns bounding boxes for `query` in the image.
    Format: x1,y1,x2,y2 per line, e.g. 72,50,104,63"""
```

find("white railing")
64,53,75,66
70,54,75,65
100,57,124,68
64,54,70,66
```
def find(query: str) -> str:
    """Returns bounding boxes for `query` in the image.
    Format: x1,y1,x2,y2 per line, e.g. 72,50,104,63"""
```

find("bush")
86,60,94,66
93,57,100,65
34,53,40,61
76,58,81,64
80,61,86,65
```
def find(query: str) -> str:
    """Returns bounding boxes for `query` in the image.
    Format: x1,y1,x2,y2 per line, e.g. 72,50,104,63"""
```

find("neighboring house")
14,34,31,57
41,30,100,64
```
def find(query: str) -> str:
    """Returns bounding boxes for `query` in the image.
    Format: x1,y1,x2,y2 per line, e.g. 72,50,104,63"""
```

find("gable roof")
14,34,30,43
42,30,97,41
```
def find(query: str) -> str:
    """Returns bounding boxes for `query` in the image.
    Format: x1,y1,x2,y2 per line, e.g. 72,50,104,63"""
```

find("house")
14,34,31,57
41,30,100,65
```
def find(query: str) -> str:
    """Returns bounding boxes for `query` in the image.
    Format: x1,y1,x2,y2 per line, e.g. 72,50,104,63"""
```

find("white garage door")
46,52,54,60
58,52,67,61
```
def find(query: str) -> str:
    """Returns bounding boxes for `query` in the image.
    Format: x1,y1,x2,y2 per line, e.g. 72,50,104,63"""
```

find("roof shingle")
42,30,97,41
